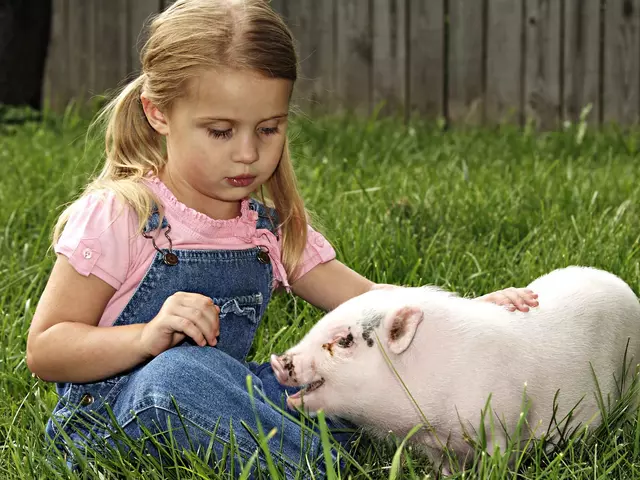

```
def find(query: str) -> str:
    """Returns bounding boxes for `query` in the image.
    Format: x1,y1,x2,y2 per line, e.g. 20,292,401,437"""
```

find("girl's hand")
139,292,220,358
477,288,539,312
370,282,539,312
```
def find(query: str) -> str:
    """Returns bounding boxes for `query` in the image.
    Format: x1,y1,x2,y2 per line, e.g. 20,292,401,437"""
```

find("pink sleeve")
54,191,136,289
292,225,336,282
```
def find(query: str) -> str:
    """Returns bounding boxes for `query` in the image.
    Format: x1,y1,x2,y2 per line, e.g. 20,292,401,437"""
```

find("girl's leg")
101,345,327,479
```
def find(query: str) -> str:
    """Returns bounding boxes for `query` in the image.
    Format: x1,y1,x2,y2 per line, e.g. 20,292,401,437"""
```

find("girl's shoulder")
54,188,142,289
65,188,140,235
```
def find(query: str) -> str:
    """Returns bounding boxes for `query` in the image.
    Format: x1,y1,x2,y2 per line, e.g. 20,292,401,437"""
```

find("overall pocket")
214,293,264,362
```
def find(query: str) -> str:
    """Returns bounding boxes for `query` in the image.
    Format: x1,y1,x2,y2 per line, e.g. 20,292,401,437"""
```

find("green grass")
1,105,640,479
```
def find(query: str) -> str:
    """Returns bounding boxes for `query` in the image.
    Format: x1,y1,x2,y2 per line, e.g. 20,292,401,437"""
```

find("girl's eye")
208,129,232,139
260,126,279,136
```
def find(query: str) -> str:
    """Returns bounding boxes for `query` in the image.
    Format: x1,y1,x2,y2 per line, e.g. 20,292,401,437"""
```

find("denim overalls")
45,199,354,479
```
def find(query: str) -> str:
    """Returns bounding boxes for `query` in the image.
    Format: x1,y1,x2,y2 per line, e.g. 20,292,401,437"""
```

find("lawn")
1,106,639,479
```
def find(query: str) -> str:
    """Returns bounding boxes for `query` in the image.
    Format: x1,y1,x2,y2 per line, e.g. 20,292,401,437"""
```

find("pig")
270,266,640,474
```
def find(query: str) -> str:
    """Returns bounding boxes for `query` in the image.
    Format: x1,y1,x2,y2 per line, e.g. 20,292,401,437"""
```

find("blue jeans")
49,346,356,479
107,346,353,477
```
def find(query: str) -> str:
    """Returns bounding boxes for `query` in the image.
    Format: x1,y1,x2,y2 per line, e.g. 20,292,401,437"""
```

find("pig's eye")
337,333,354,348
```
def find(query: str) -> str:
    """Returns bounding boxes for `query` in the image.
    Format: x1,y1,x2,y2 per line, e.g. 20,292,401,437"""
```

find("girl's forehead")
180,68,292,121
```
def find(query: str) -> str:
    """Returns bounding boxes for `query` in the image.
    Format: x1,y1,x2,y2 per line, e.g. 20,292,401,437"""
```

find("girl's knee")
117,345,262,425
155,344,249,374
134,345,251,393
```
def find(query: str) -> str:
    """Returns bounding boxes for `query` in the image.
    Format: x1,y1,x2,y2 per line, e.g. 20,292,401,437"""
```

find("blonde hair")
54,0,308,279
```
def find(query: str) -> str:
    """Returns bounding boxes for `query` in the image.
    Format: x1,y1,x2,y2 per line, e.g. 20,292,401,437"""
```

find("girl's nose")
231,137,259,164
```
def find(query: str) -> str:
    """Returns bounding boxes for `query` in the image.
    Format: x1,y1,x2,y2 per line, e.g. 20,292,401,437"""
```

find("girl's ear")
140,94,170,136
384,306,423,354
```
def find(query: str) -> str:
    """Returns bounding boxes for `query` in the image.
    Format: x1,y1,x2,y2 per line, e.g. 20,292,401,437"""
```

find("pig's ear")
385,306,423,354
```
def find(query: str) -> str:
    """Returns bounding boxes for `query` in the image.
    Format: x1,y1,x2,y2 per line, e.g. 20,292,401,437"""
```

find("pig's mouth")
289,377,325,399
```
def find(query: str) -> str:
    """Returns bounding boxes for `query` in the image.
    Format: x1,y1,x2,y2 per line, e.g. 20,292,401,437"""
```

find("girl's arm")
291,259,538,313
291,259,375,312
26,255,152,383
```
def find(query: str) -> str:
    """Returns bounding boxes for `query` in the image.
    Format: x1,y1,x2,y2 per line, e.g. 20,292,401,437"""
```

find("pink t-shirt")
54,176,336,327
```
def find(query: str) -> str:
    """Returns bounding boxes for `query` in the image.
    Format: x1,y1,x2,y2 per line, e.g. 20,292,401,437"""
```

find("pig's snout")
270,353,299,386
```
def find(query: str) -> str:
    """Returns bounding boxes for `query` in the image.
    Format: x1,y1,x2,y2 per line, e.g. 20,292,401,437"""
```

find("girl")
26,0,538,478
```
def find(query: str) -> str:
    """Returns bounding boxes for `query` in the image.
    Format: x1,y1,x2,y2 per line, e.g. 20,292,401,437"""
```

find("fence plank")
603,0,640,125
44,0,69,110
92,0,129,100
524,0,561,129
408,0,444,119
286,0,314,111
269,0,287,18
372,0,407,116
563,0,601,125
129,0,161,75
336,0,372,113
486,0,524,124
42,0,640,126
308,0,336,111
66,0,92,106
448,0,484,125
288,0,335,112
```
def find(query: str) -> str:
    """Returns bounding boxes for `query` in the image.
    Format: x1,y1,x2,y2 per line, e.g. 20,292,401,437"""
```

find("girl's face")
142,68,292,219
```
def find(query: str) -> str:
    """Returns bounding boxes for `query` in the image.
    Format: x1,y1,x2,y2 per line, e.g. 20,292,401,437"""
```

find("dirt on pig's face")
270,295,391,415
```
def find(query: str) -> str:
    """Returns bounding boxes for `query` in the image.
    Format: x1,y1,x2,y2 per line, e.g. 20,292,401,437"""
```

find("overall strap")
248,198,280,237
143,204,169,234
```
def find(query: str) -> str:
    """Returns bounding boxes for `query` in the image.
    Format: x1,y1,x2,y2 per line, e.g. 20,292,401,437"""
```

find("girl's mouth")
227,176,256,187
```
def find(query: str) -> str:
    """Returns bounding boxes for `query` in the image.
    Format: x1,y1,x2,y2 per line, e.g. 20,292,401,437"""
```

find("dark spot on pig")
282,354,297,381
337,333,354,348
360,311,384,348
389,316,405,341
361,310,384,329
362,330,375,348
322,342,334,356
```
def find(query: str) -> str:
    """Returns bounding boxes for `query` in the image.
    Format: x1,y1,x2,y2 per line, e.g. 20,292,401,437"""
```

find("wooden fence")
44,0,640,127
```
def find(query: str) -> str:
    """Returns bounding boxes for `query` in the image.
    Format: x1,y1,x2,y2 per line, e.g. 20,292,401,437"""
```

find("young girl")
27,0,538,477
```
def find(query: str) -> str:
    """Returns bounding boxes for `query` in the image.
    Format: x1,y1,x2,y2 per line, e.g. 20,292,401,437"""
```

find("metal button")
163,252,179,266
257,250,270,264
79,393,94,406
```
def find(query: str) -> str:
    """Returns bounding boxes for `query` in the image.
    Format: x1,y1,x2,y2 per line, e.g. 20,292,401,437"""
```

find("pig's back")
518,266,640,350
411,267,640,436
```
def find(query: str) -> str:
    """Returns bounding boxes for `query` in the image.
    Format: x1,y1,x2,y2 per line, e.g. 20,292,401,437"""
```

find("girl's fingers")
517,288,539,307
501,289,529,312
511,289,528,307
497,292,518,311
173,316,207,346
479,288,539,311
174,304,218,345
180,294,219,332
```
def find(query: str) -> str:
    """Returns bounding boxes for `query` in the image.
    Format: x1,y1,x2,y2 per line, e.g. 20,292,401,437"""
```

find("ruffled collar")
143,175,258,239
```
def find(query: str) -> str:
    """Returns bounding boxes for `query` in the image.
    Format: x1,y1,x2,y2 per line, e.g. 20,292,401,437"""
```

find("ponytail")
99,74,165,180
52,74,165,244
